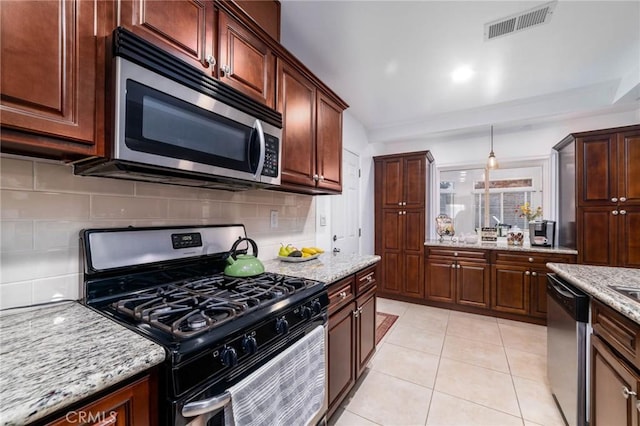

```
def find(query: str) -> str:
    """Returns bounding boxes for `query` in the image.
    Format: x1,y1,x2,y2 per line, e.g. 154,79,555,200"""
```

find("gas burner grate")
111,272,316,339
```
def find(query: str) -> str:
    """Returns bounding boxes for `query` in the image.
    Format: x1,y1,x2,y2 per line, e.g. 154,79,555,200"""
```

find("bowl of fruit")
278,244,324,262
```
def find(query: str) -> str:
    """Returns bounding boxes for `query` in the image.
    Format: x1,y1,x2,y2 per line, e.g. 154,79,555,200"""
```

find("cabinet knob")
528,257,534,262
636,400,640,412
454,252,458,257
525,271,531,276
532,271,538,276
313,174,319,181
358,306,363,314
339,291,347,299
622,387,637,399
620,197,627,202
612,210,619,215
398,202,403,206
319,175,325,181
366,275,373,282
402,202,407,206
353,309,359,318
611,197,618,203
220,64,231,75
451,264,456,269
456,264,461,269
620,210,627,215
205,55,216,66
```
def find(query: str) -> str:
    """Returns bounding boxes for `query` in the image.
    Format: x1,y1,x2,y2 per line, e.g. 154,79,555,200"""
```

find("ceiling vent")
485,1,557,41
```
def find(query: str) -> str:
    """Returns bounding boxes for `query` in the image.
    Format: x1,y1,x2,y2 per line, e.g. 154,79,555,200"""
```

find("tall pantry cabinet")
374,151,434,300
555,124,640,267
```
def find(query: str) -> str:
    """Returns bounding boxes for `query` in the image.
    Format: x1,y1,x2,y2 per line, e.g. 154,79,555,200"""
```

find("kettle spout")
226,256,235,265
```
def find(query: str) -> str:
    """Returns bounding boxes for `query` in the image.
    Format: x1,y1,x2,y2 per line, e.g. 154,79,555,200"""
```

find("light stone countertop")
547,263,640,323
425,239,578,255
263,253,381,284
0,301,166,426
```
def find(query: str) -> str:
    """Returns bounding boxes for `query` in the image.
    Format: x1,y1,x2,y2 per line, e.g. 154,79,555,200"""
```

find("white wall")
0,156,316,310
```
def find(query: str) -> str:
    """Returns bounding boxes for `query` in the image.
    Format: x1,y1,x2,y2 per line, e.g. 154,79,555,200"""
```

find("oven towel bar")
224,325,326,426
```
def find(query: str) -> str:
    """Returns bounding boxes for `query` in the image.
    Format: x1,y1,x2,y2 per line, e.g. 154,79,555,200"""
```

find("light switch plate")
270,210,278,228
320,214,327,226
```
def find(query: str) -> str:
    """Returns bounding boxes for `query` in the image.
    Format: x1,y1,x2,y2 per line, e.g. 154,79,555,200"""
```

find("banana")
312,246,325,254
301,247,317,255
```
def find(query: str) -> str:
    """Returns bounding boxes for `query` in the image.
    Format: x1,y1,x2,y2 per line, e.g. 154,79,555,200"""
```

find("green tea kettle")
224,237,265,277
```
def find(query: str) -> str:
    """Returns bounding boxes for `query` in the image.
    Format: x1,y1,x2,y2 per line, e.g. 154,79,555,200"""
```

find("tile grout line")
424,307,452,425
498,322,527,425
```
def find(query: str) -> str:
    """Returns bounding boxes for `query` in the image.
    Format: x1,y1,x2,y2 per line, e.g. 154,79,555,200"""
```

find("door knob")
333,235,337,241
333,247,341,253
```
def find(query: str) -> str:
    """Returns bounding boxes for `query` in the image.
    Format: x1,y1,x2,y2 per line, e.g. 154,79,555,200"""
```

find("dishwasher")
547,273,590,426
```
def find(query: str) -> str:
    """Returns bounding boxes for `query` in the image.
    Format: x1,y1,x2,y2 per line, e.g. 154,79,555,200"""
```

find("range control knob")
311,300,322,315
220,346,238,367
241,335,258,355
275,317,289,335
299,305,313,320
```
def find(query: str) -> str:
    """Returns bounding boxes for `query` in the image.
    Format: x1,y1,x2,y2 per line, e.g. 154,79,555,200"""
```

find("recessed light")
451,66,474,83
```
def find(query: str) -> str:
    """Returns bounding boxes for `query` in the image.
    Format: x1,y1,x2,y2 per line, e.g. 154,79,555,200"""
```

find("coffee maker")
529,220,556,247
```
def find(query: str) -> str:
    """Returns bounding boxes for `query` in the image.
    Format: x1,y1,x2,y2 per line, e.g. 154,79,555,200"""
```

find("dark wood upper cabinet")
0,0,104,159
119,0,216,75
277,57,347,194
556,124,640,266
218,10,275,108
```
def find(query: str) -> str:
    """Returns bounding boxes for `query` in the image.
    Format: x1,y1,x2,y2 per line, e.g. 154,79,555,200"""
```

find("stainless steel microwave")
74,28,282,191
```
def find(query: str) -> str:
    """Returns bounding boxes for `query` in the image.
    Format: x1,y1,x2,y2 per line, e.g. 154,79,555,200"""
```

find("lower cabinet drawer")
328,276,355,315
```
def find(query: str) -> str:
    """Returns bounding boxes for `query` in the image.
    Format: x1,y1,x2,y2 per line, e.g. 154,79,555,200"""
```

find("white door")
331,149,360,254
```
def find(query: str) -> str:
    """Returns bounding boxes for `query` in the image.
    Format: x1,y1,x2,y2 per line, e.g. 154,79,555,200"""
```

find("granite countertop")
0,302,166,426
263,253,381,283
425,239,578,255
547,263,640,324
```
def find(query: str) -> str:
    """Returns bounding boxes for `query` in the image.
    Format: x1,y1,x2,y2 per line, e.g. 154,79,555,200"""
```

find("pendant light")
487,125,498,169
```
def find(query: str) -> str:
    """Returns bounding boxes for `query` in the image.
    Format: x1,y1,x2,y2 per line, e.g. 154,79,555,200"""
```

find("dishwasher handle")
547,274,589,322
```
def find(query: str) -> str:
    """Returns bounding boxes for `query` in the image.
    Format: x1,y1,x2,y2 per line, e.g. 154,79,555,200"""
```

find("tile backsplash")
0,156,316,310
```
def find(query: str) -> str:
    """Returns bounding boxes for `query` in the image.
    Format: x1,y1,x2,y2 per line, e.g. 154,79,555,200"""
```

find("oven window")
124,80,256,173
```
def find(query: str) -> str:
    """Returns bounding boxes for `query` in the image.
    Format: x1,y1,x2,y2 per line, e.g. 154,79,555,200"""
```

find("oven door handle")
182,392,231,418
253,119,266,181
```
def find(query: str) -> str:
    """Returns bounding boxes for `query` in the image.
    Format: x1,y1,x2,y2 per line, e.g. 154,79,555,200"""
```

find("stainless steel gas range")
81,225,328,426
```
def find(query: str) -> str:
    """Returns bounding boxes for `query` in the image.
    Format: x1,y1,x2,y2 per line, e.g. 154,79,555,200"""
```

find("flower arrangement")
517,202,543,222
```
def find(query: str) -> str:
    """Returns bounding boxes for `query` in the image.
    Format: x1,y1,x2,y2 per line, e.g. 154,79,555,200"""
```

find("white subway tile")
232,190,274,204
1,221,33,252
223,203,258,219
91,195,168,219
1,190,90,220
1,248,80,284
135,182,205,199
32,274,81,303
0,281,33,310
35,163,135,195
34,221,127,250
168,199,223,220
0,157,34,190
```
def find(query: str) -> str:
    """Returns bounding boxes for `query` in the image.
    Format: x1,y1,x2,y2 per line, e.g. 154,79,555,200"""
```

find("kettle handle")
228,237,259,260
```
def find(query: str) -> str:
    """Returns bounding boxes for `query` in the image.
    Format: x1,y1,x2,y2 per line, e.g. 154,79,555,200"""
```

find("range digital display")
171,232,202,249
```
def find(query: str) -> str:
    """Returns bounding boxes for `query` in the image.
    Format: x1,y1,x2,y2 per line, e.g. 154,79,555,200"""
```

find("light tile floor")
330,298,566,426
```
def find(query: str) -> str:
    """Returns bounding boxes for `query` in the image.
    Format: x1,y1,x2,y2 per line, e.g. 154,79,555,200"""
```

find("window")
438,163,546,235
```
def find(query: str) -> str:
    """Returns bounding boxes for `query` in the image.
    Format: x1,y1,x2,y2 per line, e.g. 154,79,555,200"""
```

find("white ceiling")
279,0,640,143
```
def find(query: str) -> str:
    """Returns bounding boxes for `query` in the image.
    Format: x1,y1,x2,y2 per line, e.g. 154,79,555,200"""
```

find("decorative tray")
278,254,320,262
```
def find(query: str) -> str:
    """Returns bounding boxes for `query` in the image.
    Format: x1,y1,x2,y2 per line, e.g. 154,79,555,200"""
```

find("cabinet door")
492,265,529,315
356,288,377,377
1,0,99,155
591,335,639,426
48,376,150,425
380,210,403,294
618,130,640,205
425,257,455,304
578,206,618,265
529,268,548,318
316,92,342,192
218,10,275,108
618,205,640,268
278,60,316,187
578,134,617,206
456,261,490,309
119,0,215,75
328,302,356,418
403,210,424,298
379,158,404,208
403,156,426,208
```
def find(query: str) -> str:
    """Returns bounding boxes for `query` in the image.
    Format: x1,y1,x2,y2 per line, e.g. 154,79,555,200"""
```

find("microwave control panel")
262,135,279,178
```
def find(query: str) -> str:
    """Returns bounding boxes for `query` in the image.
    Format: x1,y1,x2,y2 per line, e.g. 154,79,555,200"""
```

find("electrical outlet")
270,210,278,228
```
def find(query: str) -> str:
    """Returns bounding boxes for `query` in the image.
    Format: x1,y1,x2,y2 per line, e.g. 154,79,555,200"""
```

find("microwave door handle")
253,119,266,181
